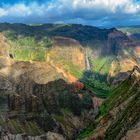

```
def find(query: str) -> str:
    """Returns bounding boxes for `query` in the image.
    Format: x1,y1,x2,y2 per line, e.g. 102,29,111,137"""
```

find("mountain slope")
78,66,140,140
0,23,140,139
118,25,140,40
0,23,140,98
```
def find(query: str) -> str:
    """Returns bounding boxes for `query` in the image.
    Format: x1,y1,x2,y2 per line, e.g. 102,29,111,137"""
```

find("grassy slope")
4,31,52,61
105,89,140,140
78,70,140,139
82,56,115,98
99,76,137,116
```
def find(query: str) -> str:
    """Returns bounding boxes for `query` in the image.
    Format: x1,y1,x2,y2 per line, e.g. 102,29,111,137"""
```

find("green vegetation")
58,88,82,115
81,56,115,98
98,77,136,116
4,31,53,61
25,121,44,135
105,84,140,140
65,61,83,78
77,123,96,139
83,80,110,98
92,56,115,76
9,119,23,134
8,46,46,61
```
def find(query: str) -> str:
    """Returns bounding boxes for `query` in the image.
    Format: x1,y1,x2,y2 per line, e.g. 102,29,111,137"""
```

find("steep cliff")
0,76,97,140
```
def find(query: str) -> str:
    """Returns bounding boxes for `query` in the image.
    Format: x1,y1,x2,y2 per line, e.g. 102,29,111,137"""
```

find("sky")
0,0,140,27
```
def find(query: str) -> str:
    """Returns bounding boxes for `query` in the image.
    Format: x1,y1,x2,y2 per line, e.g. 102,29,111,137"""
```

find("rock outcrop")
0,132,65,140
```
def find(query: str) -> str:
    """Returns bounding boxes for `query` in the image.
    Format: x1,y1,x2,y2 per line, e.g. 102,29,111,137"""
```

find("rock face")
106,29,129,55
0,132,65,140
0,56,95,140
47,36,86,80
0,76,95,139
47,132,65,140
121,121,140,140
0,33,9,57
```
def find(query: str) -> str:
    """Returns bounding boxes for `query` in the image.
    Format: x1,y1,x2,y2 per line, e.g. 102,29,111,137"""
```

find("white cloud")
0,8,7,16
8,4,31,17
0,3,31,17
0,0,140,26
58,0,140,13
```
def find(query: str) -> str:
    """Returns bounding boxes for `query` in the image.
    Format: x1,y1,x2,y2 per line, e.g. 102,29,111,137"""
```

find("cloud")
0,0,140,27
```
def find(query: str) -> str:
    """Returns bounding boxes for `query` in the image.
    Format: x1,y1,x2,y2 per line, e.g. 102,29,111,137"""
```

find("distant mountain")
0,23,114,43
118,25,140,40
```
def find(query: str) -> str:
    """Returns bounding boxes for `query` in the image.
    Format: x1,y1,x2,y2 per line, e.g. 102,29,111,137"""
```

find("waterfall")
85,49,91,70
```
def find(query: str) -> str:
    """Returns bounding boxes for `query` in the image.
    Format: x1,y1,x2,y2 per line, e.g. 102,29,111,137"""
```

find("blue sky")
0,0,140,27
